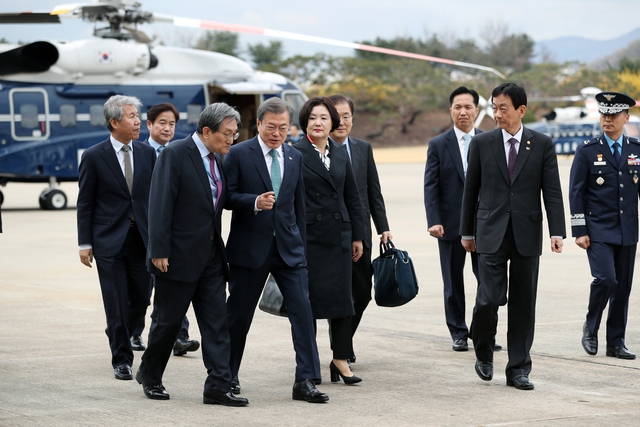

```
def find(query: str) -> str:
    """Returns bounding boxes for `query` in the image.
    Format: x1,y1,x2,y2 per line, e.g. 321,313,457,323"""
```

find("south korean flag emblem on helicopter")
98,51,113,64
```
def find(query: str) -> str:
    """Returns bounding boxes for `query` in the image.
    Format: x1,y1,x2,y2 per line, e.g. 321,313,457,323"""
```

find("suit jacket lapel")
131,140,146,197
444,129,465,182
328,140,345,184
247,138,273,190
215,152,225,213
187,138,214,209
298,137,336,189
100,139,130,195
280,143,296,193
512,128,533,183
489,130,511,185
349,137,360,172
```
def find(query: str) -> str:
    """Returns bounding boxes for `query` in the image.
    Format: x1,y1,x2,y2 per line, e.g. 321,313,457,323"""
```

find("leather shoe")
114,364,132,380
230,376,241,394
582,321,598,356
136,370,170,400
130,335,145,351
494,341,503,351
474,360,493,381
292,379,329,403
203,389,248,406
452,339,468,352
173,335,200,356
507,375,534,390
606,346,636,360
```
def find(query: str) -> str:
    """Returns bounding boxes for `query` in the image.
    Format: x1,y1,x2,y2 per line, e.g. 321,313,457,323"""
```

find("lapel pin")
527,141,530,145
289,156,292,160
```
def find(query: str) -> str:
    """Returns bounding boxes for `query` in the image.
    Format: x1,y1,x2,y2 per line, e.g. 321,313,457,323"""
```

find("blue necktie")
269,149,281,198
462,134,471,172
157,145,165,155
613,142,621,167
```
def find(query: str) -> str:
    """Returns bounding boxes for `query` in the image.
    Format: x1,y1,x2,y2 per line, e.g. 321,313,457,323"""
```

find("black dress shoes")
114,364,132,380
606,346,636,359
136,370,170,400
203,389,248,406
582,321,598,356
452,339,469,352
230,376,241,394
494,341,503,351
506,375,534,390
173,335,200,356
292,379,329,403
474,360,493,381
130,335,145,351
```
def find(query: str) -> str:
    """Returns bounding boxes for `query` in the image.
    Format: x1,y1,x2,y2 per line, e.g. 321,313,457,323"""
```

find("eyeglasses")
340,115,352,123
216,130,240,141
264,124,290,134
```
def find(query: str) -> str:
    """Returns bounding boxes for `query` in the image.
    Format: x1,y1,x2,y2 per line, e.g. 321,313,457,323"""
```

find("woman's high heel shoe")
330,361,362,384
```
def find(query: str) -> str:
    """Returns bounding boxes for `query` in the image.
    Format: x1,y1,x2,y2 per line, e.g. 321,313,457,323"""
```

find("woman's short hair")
298,97,341,133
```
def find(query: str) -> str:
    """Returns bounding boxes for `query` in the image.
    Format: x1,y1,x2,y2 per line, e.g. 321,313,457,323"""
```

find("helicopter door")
9,88,50,141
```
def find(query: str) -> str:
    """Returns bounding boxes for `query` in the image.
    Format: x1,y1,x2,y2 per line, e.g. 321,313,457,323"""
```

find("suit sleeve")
365,143,390,234
540,137,567,238
424,139,441,227
77,150,97,246
460,137,480,236
223,147,261,213
294,155,307,247
569,144,588,238
344,158,366,241
147,146,180,259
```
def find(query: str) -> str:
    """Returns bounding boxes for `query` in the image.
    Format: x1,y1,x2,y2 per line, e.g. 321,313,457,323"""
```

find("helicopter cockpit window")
60,105,77,128
90,104,105,127
20,104,38,129
187,104,203,125
283,92,306,126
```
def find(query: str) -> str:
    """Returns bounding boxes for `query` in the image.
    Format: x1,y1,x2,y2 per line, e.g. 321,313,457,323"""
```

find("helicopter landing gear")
39,178,67,210
0,190,4,206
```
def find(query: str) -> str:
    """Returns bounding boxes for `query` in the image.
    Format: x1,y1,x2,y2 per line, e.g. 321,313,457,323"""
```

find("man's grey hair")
257,97,293,122
197,103,241,134
104,95,142,132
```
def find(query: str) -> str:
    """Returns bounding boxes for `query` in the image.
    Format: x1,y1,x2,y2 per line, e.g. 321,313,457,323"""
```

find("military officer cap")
595,91,636,115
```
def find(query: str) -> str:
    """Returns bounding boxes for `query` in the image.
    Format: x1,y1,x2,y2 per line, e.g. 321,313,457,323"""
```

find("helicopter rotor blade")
154,14,506,79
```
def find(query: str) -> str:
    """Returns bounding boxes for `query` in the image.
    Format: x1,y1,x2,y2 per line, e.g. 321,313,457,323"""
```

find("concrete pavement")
0,153,639,426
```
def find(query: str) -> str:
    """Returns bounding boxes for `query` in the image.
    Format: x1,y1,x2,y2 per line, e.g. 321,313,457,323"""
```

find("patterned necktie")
208,153,222,208
269,149,281,198
462,134,471,172
122,144,133,194
613,142,621,167
507,138,518,182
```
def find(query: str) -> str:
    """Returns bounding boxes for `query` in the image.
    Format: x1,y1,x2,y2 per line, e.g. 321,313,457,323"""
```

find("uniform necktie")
613,141,621,167
269,149,281,198
157,145,165,155
462,134,471,172
208,153,222,208
507,138,518,182
122,144,133,194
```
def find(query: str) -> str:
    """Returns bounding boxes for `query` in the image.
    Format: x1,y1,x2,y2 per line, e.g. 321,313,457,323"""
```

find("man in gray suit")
460,82,566,390
135,103,248,407
329,95,392,363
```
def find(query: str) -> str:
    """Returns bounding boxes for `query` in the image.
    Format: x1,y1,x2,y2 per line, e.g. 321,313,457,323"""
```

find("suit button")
506,211,510,215
316,193,321,199
619,171,623,175
620,210,624,214
316,214,322,221
510,192,514,196
621,197,624,201
334,213,340,220
332,193,338,199
621,184,624,188
210,236,214,240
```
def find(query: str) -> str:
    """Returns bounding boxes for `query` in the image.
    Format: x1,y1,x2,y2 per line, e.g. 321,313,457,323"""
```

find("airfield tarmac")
1,147,639,426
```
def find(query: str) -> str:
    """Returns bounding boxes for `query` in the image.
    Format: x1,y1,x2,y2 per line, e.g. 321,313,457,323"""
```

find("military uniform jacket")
569,134,640,246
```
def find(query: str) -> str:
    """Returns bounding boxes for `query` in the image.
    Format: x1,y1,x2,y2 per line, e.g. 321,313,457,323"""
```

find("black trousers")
585,241,636,347
132,275,190,339
351,244,373,338
227,239,321,381
138,244,231,392
472,221,539,380
322,317,354,360
94,225,151,368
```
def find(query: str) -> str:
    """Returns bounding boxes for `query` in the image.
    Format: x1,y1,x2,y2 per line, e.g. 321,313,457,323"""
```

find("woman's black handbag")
258,274,288,317
372,240,419,307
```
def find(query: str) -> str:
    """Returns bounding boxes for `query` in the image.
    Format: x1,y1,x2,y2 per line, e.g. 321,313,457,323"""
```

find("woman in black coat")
293,97,366,384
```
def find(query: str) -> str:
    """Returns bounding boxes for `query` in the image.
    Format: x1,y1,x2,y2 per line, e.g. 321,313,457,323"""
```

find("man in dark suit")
224,97,328,403
424,87,502,353
460,82,566,390
328,95,391,363
570,91,638,360
135,103,248,407
130,102,199,357
77,95,156,381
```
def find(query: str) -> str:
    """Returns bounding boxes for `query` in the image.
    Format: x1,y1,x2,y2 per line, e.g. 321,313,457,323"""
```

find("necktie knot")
613,141,621,166
269,148,278,159
122,144,130,152
463,134,471,143
508,137,518,147
157,145,165,153
507,138,518,183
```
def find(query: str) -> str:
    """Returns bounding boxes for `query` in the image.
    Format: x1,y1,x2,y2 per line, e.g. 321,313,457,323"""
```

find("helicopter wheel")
39,189,68,210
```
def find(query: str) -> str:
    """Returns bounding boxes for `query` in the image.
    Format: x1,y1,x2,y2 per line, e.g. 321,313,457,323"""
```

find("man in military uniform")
569,91,638,360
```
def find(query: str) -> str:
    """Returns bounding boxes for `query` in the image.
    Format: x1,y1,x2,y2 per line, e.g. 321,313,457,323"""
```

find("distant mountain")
535,28,640,64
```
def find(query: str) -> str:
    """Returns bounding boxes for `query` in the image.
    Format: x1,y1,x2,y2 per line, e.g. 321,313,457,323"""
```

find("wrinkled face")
111,104,140,143
492,94,526,135
147,110,176,145
257,111,290,149
306,105,332,141
600,111,629,140
450,93,478,133
203,117,237,155
330,102,353,143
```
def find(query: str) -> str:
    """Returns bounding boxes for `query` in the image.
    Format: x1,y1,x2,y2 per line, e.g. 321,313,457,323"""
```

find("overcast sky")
3,0,639,60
